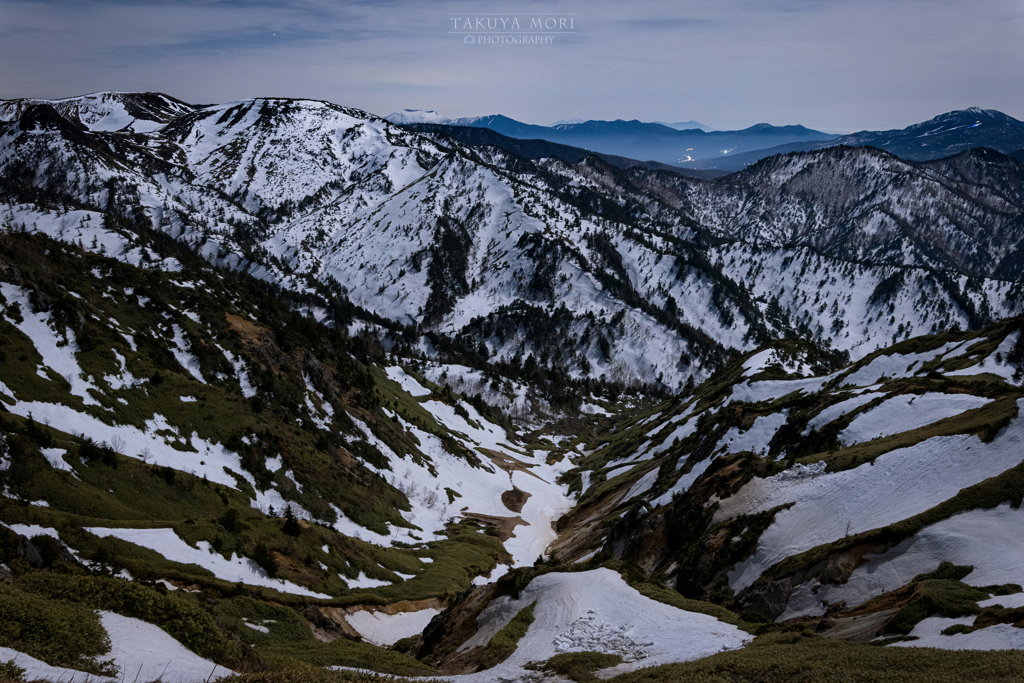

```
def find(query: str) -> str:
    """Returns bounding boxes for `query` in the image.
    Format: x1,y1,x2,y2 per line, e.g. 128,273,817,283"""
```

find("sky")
1,0,1022,132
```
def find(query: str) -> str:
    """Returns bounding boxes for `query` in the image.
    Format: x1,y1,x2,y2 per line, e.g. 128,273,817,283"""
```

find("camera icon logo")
464,35,476,44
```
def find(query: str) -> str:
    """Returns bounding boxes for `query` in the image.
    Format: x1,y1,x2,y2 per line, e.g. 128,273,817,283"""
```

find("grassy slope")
0,232,508,674
606,630,1024,682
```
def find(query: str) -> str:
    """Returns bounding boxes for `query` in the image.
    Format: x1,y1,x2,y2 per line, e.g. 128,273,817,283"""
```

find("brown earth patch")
817,609,899,641
272,550,329,587
224,311,268,340
480,448,546,482
547,473,639,563
417,583,502,672
463,512,526,543
501,487,531,514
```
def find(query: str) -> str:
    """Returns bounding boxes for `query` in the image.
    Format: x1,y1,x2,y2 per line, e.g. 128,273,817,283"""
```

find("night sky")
1,0,1022,132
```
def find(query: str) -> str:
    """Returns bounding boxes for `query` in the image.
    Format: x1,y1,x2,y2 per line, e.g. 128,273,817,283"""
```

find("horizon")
2,88,1019,136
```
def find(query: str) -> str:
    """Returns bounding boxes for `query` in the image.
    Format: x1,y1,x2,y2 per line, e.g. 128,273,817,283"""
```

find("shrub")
0,659,26,681
529,651,623,683
479,601,536,669
0,583,112,674
14,573,244,666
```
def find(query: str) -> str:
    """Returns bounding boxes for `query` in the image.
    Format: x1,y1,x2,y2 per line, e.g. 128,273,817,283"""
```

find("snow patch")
454,568,751,680
85,527,330,598
839,393,992,446
344,608,440,646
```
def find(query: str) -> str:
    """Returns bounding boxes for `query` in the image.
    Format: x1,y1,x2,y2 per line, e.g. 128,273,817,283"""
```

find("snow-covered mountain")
0,91,194,133
829,107,1024,161
2,93,1023,394
4,91,1024,682
385,109,452,125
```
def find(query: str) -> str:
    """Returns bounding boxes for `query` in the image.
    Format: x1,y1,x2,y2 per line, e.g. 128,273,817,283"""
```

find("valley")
2,92,1024,682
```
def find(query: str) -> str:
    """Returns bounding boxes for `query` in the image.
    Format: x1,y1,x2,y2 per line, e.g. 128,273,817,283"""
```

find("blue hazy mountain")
446,115,837,166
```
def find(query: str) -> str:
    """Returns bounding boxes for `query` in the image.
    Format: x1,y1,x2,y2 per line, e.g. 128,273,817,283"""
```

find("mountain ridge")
684,107,1024,171
3,92,1023,392
3,90,1024,681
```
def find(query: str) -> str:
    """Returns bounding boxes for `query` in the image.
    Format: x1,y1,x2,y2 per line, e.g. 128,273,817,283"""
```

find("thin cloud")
0,0,1020,131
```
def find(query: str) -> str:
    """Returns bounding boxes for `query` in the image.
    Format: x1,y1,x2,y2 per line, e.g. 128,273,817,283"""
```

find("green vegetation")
0,582,113,675
2,221,1024,683
0,659,26,682
253,639,436,677
529,651,624,682
0,231,509,607
605,630,1024,682
848,563,1024,636
630,577,749,631
885,564,992,634
479,600,537,669
216,669,433,683
13,571,246,668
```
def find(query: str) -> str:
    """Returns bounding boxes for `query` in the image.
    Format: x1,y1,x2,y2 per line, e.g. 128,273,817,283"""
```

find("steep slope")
536,151,1024,358
683,146,1024,279
0,228,592,675
0,96,786,391
6,90,1024,682
552,320,1024,646
3,93,1024,394
0,227,760,683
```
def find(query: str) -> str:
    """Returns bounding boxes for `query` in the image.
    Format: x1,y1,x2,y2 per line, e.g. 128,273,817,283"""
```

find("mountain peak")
907,107,1023,130
0,91,194,133
385,109,451,125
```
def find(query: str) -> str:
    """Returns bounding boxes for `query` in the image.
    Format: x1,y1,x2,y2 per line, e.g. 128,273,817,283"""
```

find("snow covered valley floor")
449,569,752,681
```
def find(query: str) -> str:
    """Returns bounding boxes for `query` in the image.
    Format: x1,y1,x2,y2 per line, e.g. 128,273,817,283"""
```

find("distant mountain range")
388,107,1024,175
652,120,712,132
425,115,837,166
399,122,728,179
389,111,714,133
683,107,1024,170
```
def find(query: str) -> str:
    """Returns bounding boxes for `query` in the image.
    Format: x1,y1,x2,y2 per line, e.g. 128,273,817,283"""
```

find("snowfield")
97,611,234,682
85,527,330,598
719,411,789,456
0,612,232,683
452,568,751,681
889,616,1024,651
0,647,110,683
716,399,1024,592
384,366,431,397
343,607,441,646
347,410,574,567
727,374,836,405
803,392,885,435
839,393,992,446
782,502,1024,619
